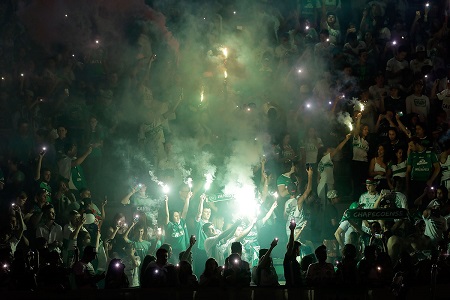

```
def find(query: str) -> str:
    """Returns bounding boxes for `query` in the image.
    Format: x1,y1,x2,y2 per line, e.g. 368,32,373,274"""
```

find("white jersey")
358,192,379,209
441,155,450,182
352,135,369,162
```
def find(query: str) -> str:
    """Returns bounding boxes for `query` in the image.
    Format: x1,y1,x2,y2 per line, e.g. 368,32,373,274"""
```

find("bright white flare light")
162,184,170,194
187,177,193,189
224,71,228,79
204,174,213,191
222,47,228,59
234,186,259,218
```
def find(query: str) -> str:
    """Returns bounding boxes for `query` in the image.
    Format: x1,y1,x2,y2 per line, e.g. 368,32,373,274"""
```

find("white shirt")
437,89,450,122
405,94,430,122
36,222,63,245
318,153,334,186
352,136,369,162
338,220,356,245
386,57,409,85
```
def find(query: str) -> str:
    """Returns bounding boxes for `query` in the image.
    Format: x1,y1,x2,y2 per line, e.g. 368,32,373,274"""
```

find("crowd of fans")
1,0,450,297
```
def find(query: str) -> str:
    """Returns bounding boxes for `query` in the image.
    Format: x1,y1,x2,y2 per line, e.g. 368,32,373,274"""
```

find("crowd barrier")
2,284,450,300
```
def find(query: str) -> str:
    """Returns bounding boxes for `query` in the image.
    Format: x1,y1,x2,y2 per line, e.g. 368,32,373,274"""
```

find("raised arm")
297,167,314,210
395,114,411,138
164,195,169,225
180,235,197,262
71,147,92,168
217,220,241,242
34,151,45,181
181,191,192,220
120,186,137,205
258,238,278,269
286,221,296,257
330,134,351,158
235,219,257,242
196,194,206,222
69,216,86,241
354,112,362,137
124,221,137,243
261,201,278,225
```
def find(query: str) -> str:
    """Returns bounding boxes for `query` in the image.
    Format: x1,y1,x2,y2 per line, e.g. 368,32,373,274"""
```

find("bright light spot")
305,26,309,30
20,73,24,77
222,47,228,58
115,263,120,268
306,103,311,108
426,3,430,7
135,214,139,219
392,41,397,45
155,269,159,274
162,184,170,194
401,36,404,39
298,69,302,73
377,266,382,271
348,123,353,131
95,40,99,44
42,147,47,151
329,101,332,105
233,186,259,218
424,75,428,78
187,177,193,189
224,71,228,79
234,259,239,264
233,11,236,15
204,173,213,191
65,14,68,17
254,137,257,141
203,17,206,20
247,108,251,111
326,38,329,42
273,192,279,199
1,77,4,80
72,54,75,57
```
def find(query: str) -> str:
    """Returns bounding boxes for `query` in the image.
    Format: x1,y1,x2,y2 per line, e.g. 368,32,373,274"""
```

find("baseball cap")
415,44,426,53
365,178,378,185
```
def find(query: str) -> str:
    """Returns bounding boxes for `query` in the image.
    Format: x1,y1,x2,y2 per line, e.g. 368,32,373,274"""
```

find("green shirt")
133,240,151,262
166,218,189,251
195,218,208,251
39,181,52,203
407,150,438,181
